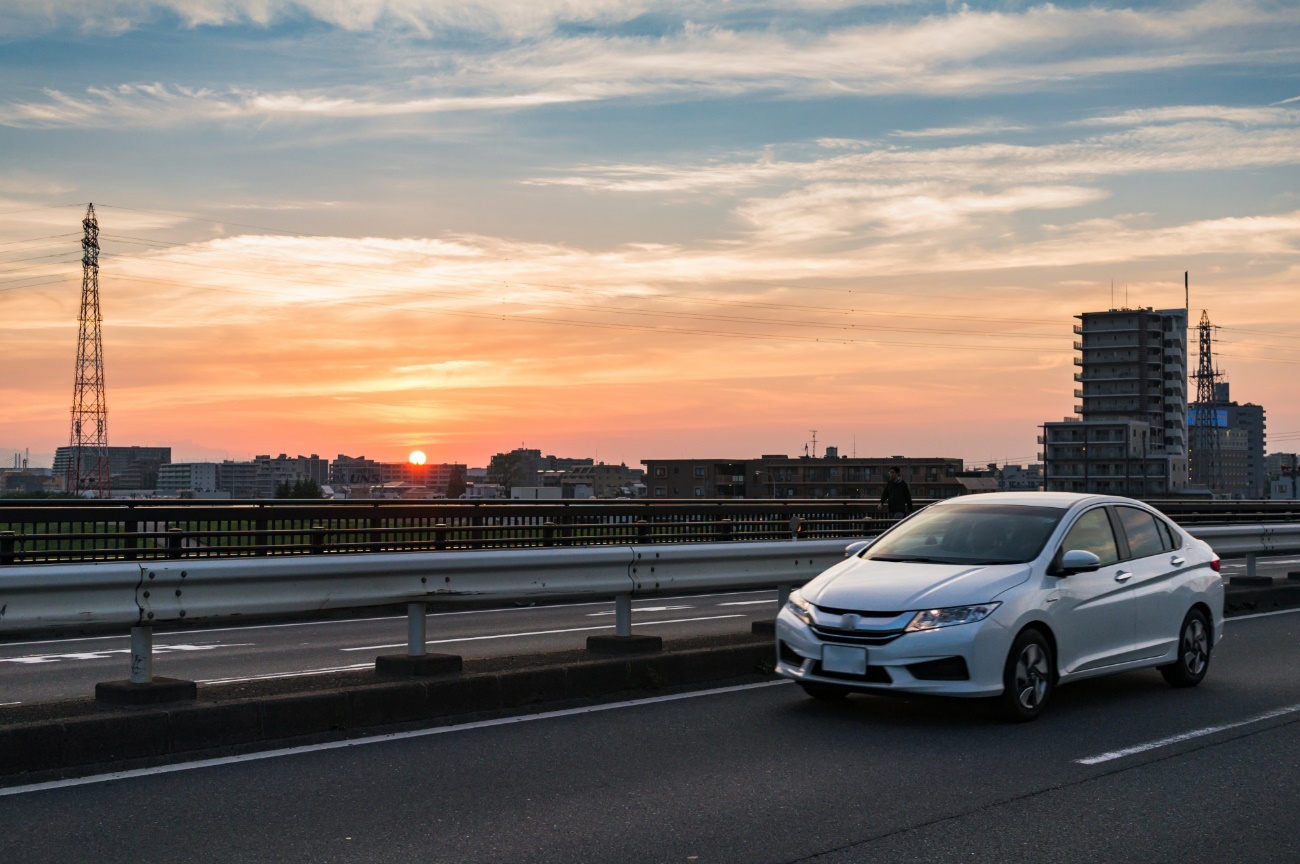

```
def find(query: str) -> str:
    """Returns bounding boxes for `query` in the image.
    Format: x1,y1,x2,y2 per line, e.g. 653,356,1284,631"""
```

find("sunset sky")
2,0,1299,471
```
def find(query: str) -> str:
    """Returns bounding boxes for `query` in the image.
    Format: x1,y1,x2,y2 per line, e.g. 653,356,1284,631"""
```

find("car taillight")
1211,559,1220,573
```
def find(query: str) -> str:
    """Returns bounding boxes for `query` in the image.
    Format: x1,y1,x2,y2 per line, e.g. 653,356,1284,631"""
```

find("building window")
694,466,706,478
654,486,666,497
653,467,666,478
694,487,705,497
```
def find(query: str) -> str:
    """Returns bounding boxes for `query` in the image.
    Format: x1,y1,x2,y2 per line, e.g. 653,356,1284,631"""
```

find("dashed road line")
340,615,747,652
1076,702,1300,765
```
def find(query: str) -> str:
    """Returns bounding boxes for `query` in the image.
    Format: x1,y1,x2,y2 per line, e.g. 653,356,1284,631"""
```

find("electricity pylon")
67,203,111,498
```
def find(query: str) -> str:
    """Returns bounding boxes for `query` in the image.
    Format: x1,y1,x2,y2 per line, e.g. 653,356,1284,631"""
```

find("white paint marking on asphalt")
718,600,776,607
1226,606,1300,622
0,680,793,798
0,591,774,649
1076,702,1300,765
340,614,748,652
0,643,254,665
587,605,692,616
0,702,20,707
199,663,375,685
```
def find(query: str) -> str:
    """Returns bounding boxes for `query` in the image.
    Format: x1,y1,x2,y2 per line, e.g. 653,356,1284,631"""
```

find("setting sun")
409,450,426,466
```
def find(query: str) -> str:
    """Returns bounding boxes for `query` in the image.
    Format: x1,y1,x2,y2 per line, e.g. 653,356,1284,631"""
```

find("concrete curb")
0,641,775,778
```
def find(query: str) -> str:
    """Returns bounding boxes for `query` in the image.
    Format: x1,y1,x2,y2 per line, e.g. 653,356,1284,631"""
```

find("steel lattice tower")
67,203,111,498
1190,309,1220,494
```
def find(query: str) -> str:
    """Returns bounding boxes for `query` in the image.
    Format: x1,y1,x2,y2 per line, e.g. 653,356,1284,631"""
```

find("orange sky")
2,2,1299,470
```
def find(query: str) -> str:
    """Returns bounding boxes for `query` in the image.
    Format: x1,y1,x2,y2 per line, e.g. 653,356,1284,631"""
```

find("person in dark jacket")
880,467,913,519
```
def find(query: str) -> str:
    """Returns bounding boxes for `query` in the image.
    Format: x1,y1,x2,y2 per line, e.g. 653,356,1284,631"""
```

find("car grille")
809,624,906,646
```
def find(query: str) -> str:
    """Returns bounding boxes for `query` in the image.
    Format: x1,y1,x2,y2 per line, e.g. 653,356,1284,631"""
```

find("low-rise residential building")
641,451,967,500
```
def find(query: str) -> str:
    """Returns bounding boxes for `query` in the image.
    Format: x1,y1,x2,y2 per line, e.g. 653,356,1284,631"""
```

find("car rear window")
1115,506,1165,559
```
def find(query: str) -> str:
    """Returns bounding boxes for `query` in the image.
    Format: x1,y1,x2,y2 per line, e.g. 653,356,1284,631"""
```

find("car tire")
996,628,1054,722
1159,608,1211,688
801,682,851,701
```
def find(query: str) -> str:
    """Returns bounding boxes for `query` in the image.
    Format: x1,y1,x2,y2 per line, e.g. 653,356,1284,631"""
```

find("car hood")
801,558,1032,611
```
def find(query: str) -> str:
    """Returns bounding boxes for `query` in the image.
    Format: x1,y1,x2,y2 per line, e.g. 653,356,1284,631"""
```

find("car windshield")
864,503,1066,565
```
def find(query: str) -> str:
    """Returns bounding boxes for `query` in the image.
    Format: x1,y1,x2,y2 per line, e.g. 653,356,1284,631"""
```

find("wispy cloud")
2,2,1296,128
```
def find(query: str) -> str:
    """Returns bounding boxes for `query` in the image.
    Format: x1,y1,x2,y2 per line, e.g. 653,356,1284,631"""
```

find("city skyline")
2,1,1299,470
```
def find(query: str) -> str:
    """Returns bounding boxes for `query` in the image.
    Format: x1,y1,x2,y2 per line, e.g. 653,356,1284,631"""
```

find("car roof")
935,491,1144,510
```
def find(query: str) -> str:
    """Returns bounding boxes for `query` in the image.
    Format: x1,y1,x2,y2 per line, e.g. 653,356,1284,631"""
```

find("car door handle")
1170,556,1185,566
1114,571,1133,583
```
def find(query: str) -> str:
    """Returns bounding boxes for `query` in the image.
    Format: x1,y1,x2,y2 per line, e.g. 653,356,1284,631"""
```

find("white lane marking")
1076,703,1300,765
0,680,793,798
0,702,20,707
0,643,254,665
1227,607,1300,622
340,614,748,652
0,591,774,649
199,664,374,685
587,605,693,616
718,600,776,607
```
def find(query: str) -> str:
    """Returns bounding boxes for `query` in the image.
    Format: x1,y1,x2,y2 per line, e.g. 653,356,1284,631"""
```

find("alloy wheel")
1014,642,1050,710
1181,617,1209,677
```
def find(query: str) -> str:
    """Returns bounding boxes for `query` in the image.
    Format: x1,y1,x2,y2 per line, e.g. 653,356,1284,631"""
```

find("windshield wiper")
867,555,957,564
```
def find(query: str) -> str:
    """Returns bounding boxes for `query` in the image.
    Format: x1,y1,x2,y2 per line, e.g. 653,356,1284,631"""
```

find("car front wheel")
997,628,1054,722
1159,608,1211,688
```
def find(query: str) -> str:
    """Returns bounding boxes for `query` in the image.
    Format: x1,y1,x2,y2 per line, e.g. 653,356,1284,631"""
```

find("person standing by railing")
880,466,913,519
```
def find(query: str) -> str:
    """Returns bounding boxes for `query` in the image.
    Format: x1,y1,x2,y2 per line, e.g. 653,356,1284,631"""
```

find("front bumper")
774,604,1008,697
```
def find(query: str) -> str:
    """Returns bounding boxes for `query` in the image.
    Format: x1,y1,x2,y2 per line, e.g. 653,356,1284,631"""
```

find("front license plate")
822,645,868,675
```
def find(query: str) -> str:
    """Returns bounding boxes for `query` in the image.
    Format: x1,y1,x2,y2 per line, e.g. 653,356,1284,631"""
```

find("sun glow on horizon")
409,450,426,465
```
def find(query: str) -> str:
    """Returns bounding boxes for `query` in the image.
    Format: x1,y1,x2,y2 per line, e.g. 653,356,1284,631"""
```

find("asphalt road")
1,608,1298,863
0,589,781,705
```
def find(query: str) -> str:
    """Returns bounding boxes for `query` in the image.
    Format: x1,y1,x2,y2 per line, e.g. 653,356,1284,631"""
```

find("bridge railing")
0,499,896,565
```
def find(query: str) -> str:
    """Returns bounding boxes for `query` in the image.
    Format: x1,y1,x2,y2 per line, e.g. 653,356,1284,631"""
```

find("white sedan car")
775,492,1223,720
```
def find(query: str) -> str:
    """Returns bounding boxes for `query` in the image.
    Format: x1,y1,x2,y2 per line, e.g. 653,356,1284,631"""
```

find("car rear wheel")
1159,608,1211,688
801,682,851,701
997,629,1054,722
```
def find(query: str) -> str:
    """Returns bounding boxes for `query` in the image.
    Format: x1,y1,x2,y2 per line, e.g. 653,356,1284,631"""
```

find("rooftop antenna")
809,430,818,459
1185,271,1189,312
1110,279,1114,309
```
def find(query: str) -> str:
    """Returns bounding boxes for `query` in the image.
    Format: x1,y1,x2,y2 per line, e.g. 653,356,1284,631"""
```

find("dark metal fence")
2,497,1295,566
0,499,898,565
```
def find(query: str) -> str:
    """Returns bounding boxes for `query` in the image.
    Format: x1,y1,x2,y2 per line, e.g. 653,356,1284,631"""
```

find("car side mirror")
845,539,874,558
1059,549,1102,574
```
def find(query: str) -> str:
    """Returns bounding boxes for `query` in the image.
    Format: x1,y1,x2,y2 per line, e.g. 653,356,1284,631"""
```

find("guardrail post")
434,523,448,552
615,593,632,637
752,584,792,636
130,625,154,684
543,521,556,547
310,524,326,555
94,624,197,705
637,519,650,543
1247,553,1257,580
719,518,733,541
166,527,184,559
0,531,15,566
791,517,806,541
588,593,662,654
407,602,427,656
374,602,462,677
123,520,138,561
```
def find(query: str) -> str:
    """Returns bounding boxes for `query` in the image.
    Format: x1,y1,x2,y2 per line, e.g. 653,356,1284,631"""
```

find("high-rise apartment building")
1042,307,1188,496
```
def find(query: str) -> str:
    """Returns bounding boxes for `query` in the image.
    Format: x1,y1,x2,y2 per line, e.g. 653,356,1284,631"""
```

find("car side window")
1060,508,1120,566
1157,518,1183,551
1115,506,1165,559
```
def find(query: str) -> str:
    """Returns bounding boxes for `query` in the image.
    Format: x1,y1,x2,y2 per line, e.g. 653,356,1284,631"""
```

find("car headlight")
786,589,814,624
905,603,1000,632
